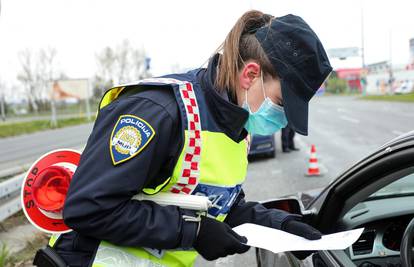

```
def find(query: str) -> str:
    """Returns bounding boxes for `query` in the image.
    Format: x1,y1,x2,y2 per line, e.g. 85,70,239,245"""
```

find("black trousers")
281,125,295,150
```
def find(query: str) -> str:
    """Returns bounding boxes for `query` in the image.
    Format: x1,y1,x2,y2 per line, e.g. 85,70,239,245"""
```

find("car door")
256,131,414,267
308,132,414,266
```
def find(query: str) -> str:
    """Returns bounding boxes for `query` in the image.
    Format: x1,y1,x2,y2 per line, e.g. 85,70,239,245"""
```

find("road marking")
214,255,235,266
397,113,414,118
271,169,282,175
337,108,347,113
392,130,404,136
339,115,360,124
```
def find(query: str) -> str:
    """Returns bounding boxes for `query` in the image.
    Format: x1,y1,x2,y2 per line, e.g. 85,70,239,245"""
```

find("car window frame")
311,145,414,233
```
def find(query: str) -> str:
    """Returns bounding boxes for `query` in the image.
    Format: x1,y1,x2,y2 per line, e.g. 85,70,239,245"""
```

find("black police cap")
255,14,332,135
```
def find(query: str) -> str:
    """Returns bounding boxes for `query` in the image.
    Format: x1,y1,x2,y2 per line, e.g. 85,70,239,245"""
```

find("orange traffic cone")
305,144,321,176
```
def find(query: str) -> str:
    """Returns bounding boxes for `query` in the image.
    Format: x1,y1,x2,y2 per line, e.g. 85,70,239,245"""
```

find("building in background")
365,61,414,95
335,68,363,92
363,38,414,95
407,38,414,70
327,38,414,95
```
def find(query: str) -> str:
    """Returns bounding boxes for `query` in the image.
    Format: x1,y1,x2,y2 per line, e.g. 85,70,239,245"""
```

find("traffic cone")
305,144,321,176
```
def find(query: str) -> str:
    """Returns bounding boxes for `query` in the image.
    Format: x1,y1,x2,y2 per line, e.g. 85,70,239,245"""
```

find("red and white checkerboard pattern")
138,78,202,195
170,82,201,194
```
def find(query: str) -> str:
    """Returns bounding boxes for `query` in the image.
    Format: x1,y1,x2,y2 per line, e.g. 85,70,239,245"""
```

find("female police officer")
44,10,332,267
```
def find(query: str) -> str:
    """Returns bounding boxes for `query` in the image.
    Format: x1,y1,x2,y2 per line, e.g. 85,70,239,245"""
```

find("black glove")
282,219,322,260
193,216,250,261
282,219,322,240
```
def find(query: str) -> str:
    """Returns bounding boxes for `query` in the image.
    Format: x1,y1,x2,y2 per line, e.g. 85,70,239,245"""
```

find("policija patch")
110,115,155,165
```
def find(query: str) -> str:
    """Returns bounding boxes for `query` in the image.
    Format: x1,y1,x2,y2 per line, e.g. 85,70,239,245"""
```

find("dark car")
248,134,276,159
256,131,414,267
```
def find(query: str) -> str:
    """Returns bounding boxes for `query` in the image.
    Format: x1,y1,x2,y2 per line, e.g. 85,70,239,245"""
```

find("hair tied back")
243,13,274,35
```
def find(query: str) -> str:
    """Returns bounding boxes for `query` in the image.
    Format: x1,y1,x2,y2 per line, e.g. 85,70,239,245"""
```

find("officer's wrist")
180,210,200,248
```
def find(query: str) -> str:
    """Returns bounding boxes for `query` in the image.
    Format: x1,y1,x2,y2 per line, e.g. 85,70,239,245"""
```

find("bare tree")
95,40,149,93
0,78,6,121
38,47,59,100
38,47,59,126
17,49,40,112
131,48,147,80
39,47,58,81
95,46,116,91
116,40,149,83
17,47,60,113
116,40,131,84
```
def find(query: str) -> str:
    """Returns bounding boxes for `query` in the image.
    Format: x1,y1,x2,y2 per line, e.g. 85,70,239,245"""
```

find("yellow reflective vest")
52,75,248,267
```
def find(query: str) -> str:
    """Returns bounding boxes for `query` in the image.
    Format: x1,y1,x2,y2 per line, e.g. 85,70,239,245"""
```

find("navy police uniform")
281,124,297,152
57,54,296,266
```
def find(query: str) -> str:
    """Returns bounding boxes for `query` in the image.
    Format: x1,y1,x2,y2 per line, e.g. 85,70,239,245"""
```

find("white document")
233,223,364,254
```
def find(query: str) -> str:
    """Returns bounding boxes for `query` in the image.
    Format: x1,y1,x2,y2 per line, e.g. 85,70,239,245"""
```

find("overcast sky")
1,0,414,94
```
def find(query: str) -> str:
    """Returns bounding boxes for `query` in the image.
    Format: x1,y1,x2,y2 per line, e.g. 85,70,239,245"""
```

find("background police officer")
281,124,299,153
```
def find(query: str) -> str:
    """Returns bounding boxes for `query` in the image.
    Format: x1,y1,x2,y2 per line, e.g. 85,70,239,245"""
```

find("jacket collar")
197,54,249,143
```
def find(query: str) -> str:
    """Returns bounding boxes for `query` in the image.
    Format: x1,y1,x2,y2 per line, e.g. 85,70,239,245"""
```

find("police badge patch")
110,115,155,165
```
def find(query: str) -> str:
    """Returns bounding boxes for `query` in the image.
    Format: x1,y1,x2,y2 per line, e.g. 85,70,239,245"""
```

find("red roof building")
335,68,363,92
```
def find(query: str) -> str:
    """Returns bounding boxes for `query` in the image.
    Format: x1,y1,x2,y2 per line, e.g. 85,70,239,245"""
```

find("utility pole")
85,80,91,121
50,81,58,127
0,0,6,121
0,93,5,122
360,5,365,69
360,4,367,95
389,29,394,94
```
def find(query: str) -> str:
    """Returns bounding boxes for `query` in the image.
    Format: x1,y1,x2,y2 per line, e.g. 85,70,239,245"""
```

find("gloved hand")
282,219,322,260
193,216,250,261
282,219,322,240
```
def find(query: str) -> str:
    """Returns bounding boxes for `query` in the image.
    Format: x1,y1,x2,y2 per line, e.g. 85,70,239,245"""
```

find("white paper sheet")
233,223,364,254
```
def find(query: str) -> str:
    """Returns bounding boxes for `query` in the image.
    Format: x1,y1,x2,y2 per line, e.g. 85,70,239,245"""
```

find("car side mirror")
260,197,303,215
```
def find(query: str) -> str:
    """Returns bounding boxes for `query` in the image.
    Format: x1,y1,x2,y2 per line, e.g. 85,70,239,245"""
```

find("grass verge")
0,212,48,267
360,93,414,102
0,117,93,138
0,244,9,267
0,211,27,230
2,232,49,267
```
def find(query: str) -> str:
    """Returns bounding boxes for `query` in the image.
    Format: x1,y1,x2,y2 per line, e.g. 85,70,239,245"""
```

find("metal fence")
0,169,26,222
0,148,82,223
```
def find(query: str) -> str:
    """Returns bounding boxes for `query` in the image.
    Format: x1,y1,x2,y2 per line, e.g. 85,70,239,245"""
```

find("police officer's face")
238,61,283,112
246,75,282,112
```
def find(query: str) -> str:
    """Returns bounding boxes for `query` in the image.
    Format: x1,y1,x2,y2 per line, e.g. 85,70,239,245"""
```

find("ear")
239,62,261,90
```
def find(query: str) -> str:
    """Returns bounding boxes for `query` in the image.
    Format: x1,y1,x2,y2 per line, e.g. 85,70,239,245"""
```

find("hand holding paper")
233,223,364,254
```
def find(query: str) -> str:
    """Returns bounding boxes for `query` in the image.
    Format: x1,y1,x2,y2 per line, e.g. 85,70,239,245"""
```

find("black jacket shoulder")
62,84,194,255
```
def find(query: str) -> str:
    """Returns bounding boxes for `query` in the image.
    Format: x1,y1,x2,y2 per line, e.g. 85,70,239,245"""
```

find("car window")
368,172,414,199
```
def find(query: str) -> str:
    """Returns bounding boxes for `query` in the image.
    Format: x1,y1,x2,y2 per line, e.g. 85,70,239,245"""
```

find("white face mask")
243,73,288,135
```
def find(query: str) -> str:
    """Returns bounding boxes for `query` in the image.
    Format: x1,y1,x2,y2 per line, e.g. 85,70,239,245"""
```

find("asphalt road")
0,113,89,124
0,96,413,266
0,123,93,172
195,96,414,267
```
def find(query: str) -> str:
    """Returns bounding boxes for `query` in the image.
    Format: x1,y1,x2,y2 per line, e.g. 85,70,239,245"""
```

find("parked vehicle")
248,134,276,159
257,131,414,267
394,80,413,95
